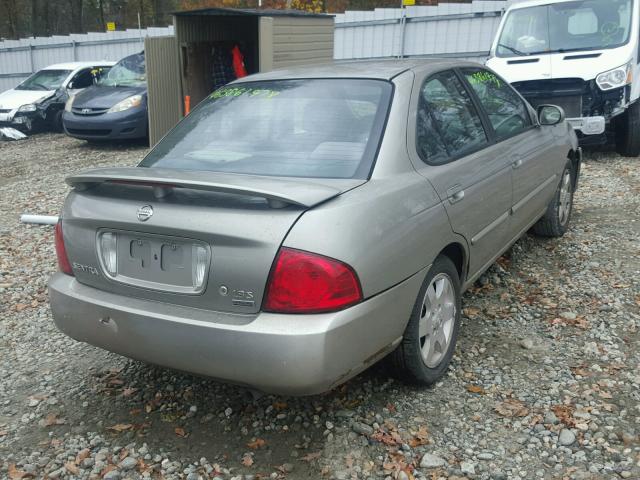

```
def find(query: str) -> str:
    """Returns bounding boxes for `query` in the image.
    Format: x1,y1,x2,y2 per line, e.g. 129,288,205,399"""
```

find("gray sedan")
49,60,581,395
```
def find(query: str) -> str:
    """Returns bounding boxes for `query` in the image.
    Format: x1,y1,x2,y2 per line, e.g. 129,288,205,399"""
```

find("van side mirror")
538,105,565,126
67,81,74,90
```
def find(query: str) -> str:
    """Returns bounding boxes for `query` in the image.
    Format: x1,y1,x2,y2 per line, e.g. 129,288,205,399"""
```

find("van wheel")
532,161,574,237
615,101,640,157
391,256,461,385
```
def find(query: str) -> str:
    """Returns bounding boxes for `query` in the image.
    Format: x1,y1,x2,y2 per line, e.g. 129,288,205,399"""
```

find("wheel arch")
567,148,581,190
438,241,468,285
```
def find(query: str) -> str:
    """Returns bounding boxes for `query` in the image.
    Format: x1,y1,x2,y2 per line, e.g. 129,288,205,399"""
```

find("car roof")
42,61,116,71
235,58,482,83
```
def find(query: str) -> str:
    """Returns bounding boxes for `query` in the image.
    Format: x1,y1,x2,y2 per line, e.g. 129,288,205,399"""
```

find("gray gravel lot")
0,133,639,480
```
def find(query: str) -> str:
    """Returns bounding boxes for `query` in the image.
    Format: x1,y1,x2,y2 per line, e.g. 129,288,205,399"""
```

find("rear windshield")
140,79,393,179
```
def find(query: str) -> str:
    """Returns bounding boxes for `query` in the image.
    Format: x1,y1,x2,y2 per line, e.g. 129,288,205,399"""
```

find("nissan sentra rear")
49,75,412,395
49,61,580,395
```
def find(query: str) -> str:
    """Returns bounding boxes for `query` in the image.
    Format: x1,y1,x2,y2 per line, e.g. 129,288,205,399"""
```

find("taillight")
54,221,74,276
263,248,362,314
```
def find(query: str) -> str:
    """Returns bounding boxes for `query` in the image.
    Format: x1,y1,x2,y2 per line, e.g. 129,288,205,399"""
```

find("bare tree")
69,0,84,33
1,0,19,38
98,0,106,28
152,0,163,25
30,0,38,36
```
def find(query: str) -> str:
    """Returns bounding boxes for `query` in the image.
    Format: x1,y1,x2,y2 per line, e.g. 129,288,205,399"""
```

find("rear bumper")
62,108,147,140
48,270,424,395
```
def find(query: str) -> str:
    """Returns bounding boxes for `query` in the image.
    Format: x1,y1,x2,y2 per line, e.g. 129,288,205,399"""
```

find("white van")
486,0,640,156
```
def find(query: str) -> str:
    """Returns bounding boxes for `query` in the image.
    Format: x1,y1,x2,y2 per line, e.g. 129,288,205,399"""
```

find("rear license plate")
97,230,211,294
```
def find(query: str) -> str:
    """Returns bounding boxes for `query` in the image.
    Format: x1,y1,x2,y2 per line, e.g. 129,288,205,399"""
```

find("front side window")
70,69,94,89
463,68,531,139
140,79,393,179
416,70,487,164
16,69,72,91
497,0,633,57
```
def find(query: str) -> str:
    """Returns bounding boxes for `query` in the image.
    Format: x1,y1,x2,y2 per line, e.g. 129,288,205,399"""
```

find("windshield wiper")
536,47,592,55
498,43,527,56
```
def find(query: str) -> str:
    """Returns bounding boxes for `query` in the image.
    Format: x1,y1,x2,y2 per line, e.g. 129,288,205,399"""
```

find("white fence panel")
334,0,509,62
0,26,173,91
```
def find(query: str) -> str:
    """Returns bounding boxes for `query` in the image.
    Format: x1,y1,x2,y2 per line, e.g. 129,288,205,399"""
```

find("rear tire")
615,101,640,157
532,161,574,238
391,256,461,385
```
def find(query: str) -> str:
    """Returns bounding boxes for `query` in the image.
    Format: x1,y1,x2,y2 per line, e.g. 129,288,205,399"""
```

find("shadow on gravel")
63,357,405,477
75,138,150,152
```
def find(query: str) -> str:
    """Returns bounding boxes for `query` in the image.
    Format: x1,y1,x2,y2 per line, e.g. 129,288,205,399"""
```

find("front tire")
532,161,574,237
52,110,64,133
615,101,640,157
391,256,461,385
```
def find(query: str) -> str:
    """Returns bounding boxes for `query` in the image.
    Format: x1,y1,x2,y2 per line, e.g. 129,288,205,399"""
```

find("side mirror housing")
67,81,74,90
538,104,565,126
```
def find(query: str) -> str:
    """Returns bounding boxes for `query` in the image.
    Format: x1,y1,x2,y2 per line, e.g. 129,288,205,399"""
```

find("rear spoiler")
66,167,362,209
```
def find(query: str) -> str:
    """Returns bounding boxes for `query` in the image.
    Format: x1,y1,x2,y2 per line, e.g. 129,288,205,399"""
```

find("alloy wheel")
419,273,456,368
558,170,572,226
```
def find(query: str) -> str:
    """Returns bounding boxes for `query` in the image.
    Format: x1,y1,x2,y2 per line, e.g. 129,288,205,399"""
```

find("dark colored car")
63,53,148,141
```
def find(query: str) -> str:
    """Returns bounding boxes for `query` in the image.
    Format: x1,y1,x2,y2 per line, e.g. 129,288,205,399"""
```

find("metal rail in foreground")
20,215,59,225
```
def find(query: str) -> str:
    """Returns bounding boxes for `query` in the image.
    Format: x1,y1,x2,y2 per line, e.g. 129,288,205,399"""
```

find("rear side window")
463,68,531,140
416,70,487,164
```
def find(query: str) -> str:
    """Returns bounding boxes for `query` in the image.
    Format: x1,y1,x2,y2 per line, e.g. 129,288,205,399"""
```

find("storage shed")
145,8,335,146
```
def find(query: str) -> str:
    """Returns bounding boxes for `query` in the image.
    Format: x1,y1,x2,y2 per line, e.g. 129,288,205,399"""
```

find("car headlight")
107,94,143,113
64,96,75,112
18,104,37,112
596,63,632,91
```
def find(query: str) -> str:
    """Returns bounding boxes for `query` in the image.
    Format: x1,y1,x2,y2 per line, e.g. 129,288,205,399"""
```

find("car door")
460,67,562,236
407,69,514,279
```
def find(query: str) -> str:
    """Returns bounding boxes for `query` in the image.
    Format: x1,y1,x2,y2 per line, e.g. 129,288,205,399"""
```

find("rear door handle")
446,185,465,204
512,157,523,169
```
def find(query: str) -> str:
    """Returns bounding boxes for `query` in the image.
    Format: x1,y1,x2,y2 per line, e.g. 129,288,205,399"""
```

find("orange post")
184,95,191,116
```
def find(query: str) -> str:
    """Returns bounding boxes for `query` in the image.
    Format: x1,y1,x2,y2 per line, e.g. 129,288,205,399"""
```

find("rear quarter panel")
282,172,456,300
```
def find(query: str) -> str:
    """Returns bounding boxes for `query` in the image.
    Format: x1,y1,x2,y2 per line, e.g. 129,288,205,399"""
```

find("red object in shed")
232,45,248,78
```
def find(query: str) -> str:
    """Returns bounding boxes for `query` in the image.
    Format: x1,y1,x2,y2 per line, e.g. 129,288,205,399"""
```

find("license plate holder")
98,230,211,294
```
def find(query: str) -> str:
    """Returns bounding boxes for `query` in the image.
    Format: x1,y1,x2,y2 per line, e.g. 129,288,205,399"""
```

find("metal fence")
0,26,174,91
334,0,508,63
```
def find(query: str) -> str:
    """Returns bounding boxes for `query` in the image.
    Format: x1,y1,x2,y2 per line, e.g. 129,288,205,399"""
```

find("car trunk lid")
62,167,364,315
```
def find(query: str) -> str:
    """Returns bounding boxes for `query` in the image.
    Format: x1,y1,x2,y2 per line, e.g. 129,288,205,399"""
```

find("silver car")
49,60,581,395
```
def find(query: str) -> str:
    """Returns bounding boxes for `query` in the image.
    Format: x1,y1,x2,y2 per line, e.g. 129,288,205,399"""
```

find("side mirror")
67,81,74,90
538,105,565,126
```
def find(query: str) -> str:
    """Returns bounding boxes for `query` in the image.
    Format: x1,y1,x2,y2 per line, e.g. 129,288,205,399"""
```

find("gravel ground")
0,133,639,480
